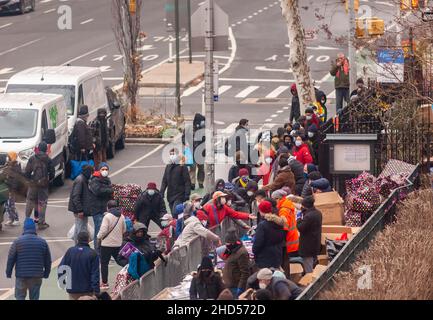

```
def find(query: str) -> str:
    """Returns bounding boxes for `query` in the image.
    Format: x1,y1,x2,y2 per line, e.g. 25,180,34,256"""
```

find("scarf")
336,58,349,78
239,176,248,188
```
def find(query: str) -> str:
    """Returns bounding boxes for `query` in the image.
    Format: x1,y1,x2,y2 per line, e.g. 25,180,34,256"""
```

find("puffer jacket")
297,207,322,258
97,207,126,247
173,216,219,248
134,189,167,228
293,144,313,165
88,172,113,216
2,161,23,193
262,165,296,194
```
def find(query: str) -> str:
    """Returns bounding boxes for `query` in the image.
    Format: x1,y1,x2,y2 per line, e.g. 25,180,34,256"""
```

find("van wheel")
53,157,66,187
115,131,126,150
107,141,115,159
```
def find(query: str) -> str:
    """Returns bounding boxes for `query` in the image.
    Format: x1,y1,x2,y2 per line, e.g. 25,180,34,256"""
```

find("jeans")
335,88,350,112
5,192,19,222
100,246,121,284
92,213,104,250
25,188,48,224
74,214,89,244
15,278,42,300
302,256,317,274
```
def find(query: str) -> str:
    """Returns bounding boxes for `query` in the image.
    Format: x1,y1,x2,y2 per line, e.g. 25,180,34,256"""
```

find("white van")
0,93,68,186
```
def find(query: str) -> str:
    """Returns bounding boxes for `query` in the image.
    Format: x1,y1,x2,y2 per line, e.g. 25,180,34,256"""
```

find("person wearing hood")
161,148,192,214
190,256,225,300
134,182,167,229
253,201,286,270
228,151,253,184
311,178,333,193
68,165,94,243
271,145,291,177
88,162,113,249
223,182,247,212
244,180,258,214
301,171,323,198
262,157,296,194
306,123,319,163
222,229,251,298
58,231,100,299
232,168,253,192
2,151,23,226
97,200,126,289
290,84,301,123
200,178,226,206
225,119,249,159
6,218,52,300
92,108,109,169
285,155,306,196
24,142,55,230
202,191,255,229
182,113,206,190
70,105,94,160
173,210,221,249
304,106,320,129
158,213,177,254
293,135,313,165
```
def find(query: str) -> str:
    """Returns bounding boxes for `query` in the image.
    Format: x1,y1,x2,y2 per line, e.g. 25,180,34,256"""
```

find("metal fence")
296,163,420,300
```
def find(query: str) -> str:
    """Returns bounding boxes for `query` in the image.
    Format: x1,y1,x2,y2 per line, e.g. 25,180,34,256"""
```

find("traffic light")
129,0,136,14
355,17,385,38
355,18,366,38
401,0,419,10
345,0,359,13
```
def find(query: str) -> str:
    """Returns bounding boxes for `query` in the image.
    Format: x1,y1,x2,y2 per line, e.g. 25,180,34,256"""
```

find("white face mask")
308,132,314,138
169,154,178,163
265,157,272,164
161,221,169,227
306,115,312,120
147,189,156,196
247,191,254,197
259,282,267,290
194,201,202,209
227,200,232,207
220,198,227,205
295,140,302,147
201,220,208,227
101,170,109,178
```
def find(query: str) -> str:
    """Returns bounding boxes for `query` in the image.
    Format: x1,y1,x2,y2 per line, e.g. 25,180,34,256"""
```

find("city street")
0,0,401,300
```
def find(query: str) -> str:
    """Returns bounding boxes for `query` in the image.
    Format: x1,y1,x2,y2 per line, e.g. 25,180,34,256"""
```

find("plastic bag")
325,238,348,262
184,147,194,166
67,223,94,240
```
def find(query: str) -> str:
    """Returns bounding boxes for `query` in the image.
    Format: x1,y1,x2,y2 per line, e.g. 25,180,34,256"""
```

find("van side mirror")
43,129,56,145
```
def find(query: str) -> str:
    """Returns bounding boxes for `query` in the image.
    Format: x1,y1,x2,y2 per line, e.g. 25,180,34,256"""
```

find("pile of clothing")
112,184,143,221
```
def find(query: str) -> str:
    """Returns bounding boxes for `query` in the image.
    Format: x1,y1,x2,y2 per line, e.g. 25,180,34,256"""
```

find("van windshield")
6,84,75,115
0,109,38,139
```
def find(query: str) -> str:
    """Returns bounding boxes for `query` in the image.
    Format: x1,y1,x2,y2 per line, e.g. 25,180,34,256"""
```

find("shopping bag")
119,242,142,260
184,147,194,166
70,159,95,180
67,223,95,240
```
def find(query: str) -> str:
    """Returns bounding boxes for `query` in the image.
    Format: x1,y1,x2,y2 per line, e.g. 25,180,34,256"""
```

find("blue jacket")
58,243,100,294
6,230,52,279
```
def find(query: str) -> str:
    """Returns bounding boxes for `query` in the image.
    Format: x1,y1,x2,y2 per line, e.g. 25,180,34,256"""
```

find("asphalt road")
0,0,398,298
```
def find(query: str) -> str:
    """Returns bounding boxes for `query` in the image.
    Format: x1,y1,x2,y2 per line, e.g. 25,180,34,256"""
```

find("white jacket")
97,210,126,247
174,216,219,248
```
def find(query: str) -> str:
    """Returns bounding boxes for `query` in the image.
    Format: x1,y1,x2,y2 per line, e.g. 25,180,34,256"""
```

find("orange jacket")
277,198,299,253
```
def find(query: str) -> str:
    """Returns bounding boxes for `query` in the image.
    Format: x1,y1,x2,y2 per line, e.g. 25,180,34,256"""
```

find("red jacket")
203,202,250,228
293,144,313,165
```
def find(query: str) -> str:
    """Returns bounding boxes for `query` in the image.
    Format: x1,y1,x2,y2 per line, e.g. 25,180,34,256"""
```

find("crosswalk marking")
217,85,232,95
328,90,336,99
221,122,238,135
235,86,260,98
266,86,289,98
0,88,5,93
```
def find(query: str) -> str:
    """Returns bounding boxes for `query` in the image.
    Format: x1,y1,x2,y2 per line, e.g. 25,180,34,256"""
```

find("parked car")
0,0,35,14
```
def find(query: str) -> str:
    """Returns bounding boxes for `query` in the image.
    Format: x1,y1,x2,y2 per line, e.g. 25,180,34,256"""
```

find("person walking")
134,182,167,229
6,218,52,300
296,196,322,273
92,108,109,169
2,151,23,226
97,200,126,290
70,105,94,160
58,231,100,300
161,148,191,214
330,53,350,112
190,256,225,300
68,165,94,243
24,142,55,230
88,162,113,250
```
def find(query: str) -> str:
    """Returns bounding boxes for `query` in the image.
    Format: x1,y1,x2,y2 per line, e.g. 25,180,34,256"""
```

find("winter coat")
291,95,301,121
301,180,314,198
92,116,109,151
97,207,126,247
6,228,52,279
2,161,23,193
71,118,93,152
276,198,299,254
202,201,250,229
330,59,350,89
288,158,306,196
306,113,321,129
262,165,296,194
311,178,333,193
293,144,313,165
252,214,286,269
228,164,253,184
117,235,160,268
160,164,191,204
58,243,100,294
134,190,167,228
174,216,219,248
190,272,225,300
201,178,225,206
88,173,113,216
297,207,322,257
24,152,55,190
182,113,206,157
68,173,93,215
222,244,250,290
270,277,303,300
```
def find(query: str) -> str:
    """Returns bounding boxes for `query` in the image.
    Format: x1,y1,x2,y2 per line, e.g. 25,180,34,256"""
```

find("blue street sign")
377,49,404,64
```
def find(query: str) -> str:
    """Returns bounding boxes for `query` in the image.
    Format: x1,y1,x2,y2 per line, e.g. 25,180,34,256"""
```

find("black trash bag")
325,238,348,262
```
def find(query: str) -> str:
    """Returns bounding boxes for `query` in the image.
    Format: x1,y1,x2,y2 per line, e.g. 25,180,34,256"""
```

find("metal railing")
296,163,420,300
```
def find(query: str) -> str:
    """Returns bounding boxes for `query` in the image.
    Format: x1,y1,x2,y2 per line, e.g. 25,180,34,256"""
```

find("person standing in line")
92,108,109,169
6,218,52,300
58,231,100,300
290,84,301,123
70,105,94,160
330,53,350,112
24,142,55,230
2,151,23,226
88,162,113,250
68,165,94,243
160,148,191,214
134,182,167,229
190,256,225,300
97,200,126,290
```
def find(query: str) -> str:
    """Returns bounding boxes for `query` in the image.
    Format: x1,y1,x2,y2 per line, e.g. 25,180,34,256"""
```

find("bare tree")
112,0,143,123
280,0,316,109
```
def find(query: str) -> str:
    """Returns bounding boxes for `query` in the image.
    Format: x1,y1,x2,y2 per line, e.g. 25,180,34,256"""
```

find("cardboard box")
320,225,356,255
297,265,328,287
314,191,345,225
317,254,329,266
290,263,304,283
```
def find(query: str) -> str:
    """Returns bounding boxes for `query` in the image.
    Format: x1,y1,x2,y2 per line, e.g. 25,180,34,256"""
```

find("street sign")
376,49,405,83
165,0,189,32
191,0,229,52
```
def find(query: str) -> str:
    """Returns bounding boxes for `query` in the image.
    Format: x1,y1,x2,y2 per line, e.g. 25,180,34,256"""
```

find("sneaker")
38,223,50,230
4,220,13,226
12,221,21,226
199,184,204,189
100,283,109,290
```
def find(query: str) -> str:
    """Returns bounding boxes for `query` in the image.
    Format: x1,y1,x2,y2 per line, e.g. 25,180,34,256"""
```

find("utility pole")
187,0,193,64
175,0,181,117
204,0,215,193
348,0,357,93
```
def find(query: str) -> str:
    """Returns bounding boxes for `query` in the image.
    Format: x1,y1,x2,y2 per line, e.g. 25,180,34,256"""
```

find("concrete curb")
126,132,182,145
139,74,204,89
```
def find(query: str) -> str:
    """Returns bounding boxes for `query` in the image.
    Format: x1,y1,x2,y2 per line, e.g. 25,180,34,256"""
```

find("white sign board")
333,144,372,172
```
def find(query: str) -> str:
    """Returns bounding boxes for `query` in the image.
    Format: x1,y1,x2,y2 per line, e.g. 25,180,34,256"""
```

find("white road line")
328,90,336,99
0,88,4,93
276,110,284,113
237,21,242,25
265,119,272,122
44,8,56,13
375,1,394,6
220,78,294,83
0,38,43,57
218,85,232,95
253,12,258,15
80,18,94,25
263,6,268,10
231,23,237,27
129,165,167,169
221,123,238,135
182,86,200,97
40,0,53,3
242,18,247,22
283,106,289,110
62,42,114,65
0,23,12,30
266,86,289,98
235,86,260,98
248,15,253,18
271,114,278,118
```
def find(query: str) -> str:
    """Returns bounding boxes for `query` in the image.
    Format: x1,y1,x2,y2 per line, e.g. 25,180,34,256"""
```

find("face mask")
194,201,202,209
220,198,227,205
161,221,169,227
201,220,208,227
247,191,254,197
306,115,312,120
308,132,314,138
227,200,232,207
295,141,302,147
169,154,178,163
265,157,272,164
217,185,225,191
147,189,155,196
259,282,267,290
101,170,109,178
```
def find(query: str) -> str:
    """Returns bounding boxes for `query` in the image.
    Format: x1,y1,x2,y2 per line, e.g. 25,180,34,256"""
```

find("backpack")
128,252,151,280
31,157,49,188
